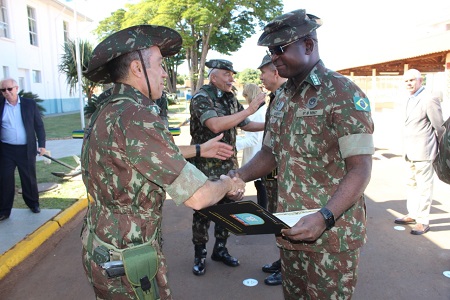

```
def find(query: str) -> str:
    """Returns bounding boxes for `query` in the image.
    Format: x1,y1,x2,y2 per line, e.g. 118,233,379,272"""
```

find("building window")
63,21,69,43
0,0,9,38
32,70,41,83
27,6,38,46
3,66,9,78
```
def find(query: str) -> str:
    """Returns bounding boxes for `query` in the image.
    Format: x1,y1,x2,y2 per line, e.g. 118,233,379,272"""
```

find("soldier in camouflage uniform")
188,59,266,275
81,25,245,300
231,10,374,299
257,54,287,286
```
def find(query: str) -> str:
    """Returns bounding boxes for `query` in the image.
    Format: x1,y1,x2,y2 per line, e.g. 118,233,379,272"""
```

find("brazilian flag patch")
353,97,371,112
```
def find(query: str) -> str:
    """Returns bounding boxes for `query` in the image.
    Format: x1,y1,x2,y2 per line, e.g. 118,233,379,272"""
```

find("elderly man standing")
395,69,444,235
188,59,265,276
230,10,374,299
81,25,245,300
0,78,46,221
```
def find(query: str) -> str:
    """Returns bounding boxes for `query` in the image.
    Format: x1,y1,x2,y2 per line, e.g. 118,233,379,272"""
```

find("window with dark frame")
0,0,9,38
27,6,38,46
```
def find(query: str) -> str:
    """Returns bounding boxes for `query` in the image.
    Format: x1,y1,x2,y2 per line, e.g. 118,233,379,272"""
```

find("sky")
67,0,450,74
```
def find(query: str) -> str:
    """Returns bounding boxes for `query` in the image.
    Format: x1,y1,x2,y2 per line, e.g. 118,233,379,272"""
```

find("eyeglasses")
267,39,300,56
0,87,16,92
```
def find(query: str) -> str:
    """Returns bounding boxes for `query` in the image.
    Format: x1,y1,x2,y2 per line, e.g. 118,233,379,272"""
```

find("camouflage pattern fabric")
258,9,322,47
262,85,285,213
81,83,207,299
280,247,360,299
192,198,233,244
156,91,169,128
433,116,450,184
263,60,374,253
188,84,250,178
189,84,250,244
84,25,182,84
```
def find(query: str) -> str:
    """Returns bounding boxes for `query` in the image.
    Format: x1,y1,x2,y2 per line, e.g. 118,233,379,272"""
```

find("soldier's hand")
247,92,266,114
200,133,233,160
280,212,326,242
227,169,240,179
220,175,245,200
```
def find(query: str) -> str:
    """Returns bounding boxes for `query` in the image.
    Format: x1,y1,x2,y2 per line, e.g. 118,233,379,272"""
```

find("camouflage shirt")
264,61,375,253
80,83,207,296
188,84,250,178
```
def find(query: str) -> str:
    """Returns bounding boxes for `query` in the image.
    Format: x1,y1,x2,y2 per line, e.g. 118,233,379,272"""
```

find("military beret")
258,9,322,47
257,54,273,69
84,25,182,83
205,59,237,74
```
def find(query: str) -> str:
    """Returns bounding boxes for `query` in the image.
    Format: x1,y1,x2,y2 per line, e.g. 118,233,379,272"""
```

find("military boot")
192,244,207,276
211,238,240,267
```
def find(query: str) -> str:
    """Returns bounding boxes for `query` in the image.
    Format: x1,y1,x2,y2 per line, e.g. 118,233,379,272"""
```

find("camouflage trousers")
262,178,278,213
280,248,361,300
192,198,231,245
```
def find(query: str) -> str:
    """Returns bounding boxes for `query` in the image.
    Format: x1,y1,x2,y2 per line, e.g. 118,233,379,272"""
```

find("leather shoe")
211,248,240,267
31,207,41,213
264,270,282,286
0,215,9,221
394,216,416,225
192,257,206,276
411,223,430,235
262,259,281,273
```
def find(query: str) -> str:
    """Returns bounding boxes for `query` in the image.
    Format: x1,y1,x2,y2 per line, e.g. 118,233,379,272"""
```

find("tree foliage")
235,68,261,85
58,39,100,100
19,90,46,116
94,0,283,94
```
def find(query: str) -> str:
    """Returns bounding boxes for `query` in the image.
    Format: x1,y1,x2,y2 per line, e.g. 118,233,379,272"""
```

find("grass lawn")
12,100,191,210
12,157,86,210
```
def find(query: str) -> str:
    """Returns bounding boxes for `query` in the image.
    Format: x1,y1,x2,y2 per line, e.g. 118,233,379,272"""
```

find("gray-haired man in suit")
395,69,444,235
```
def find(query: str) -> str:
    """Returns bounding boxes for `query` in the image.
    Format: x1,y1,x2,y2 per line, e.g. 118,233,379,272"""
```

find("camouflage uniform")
81,83,208,300
155,91,169,128
264,60,374,299
80,25,204,300
188,83,250,244
262,83,285,213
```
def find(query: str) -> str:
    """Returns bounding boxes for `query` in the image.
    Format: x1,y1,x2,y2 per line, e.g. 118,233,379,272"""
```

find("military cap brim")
257,54,273,69
257,9,322,47
84,25,182,83
205,59,237,74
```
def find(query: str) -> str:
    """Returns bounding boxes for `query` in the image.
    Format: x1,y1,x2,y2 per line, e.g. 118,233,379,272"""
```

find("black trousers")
0,143,39,216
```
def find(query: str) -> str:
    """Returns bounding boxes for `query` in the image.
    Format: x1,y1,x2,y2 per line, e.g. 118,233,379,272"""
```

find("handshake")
220,170,244,201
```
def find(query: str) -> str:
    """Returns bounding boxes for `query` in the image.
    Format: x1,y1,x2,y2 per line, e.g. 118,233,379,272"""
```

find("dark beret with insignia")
84,25,182,83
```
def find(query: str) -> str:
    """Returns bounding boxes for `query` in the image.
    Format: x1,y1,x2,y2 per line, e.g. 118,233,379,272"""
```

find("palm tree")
58,39,100,103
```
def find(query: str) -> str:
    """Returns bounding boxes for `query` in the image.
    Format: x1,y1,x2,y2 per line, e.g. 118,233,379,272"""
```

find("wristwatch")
319,207,335,230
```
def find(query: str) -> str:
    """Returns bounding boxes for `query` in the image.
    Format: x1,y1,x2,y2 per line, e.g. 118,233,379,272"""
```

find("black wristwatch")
319,207,335,230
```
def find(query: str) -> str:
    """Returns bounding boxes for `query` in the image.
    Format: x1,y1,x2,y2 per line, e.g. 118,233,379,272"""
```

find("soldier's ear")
130,60,143,77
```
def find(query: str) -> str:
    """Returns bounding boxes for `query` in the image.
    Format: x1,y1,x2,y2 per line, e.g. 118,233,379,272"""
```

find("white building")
0,0,92,115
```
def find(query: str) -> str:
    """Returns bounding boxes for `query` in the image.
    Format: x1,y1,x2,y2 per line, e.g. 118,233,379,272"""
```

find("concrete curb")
0,196,88,280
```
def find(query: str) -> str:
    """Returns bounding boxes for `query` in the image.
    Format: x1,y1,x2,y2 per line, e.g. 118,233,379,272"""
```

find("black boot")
264,270,282,286
211,239,239,267
262,259,281,273
193,244,207,276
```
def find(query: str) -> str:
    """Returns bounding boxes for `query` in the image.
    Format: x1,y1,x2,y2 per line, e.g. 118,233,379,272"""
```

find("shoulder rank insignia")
353,97,371,112
310,74,320,85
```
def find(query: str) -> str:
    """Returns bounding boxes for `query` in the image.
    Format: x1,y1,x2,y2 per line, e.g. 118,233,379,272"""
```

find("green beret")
205,59,237,74
257,54,273,69
84,25,182,83
258,9,322,47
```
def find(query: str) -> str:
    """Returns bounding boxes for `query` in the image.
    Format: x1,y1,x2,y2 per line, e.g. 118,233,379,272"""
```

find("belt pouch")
122,244,159,300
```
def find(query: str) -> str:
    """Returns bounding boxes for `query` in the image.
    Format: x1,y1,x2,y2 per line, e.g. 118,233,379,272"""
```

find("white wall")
0,0,91,114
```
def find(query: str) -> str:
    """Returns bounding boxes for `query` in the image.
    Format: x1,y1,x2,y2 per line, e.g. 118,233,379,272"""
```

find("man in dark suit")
0,78,46,221
395,69,444,235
